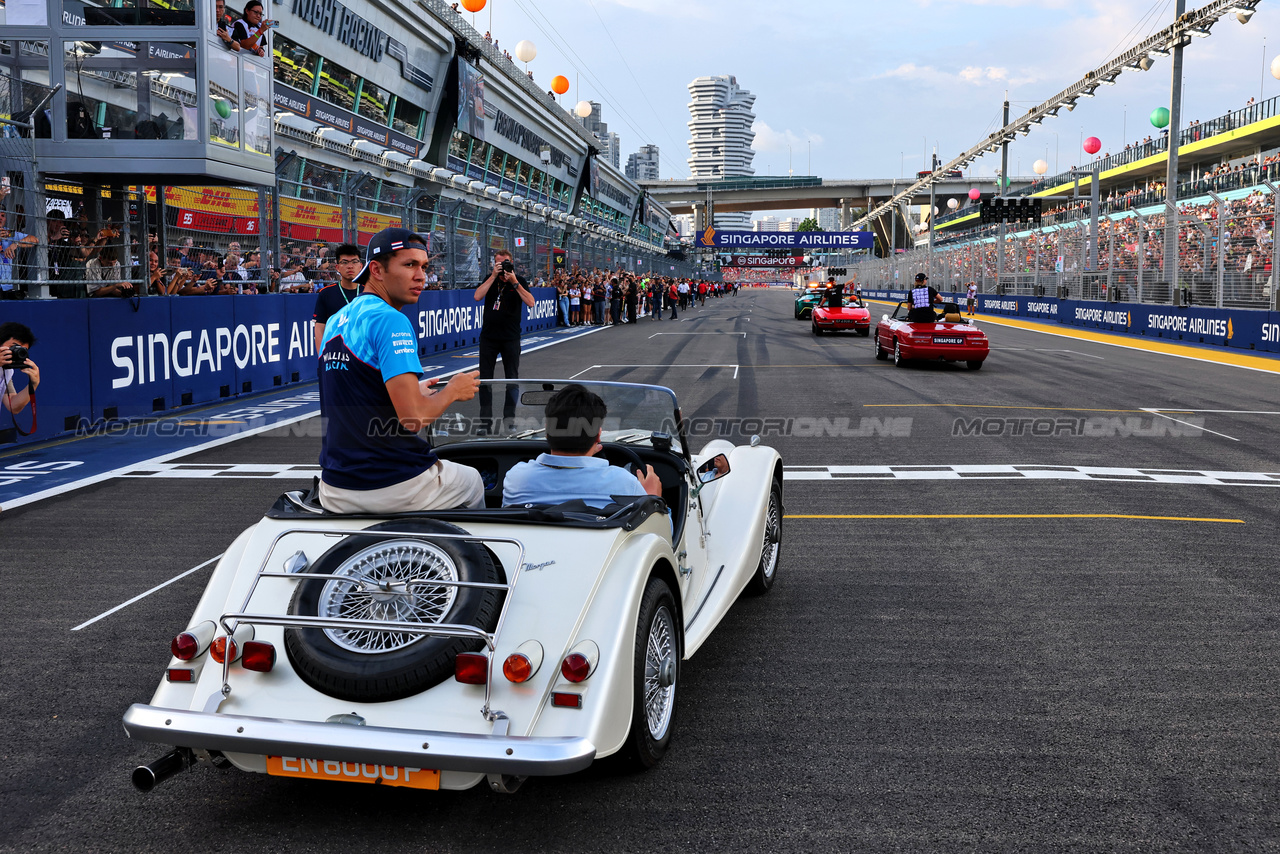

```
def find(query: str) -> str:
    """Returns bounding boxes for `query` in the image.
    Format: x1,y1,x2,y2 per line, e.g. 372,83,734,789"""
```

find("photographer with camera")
0,322,38,420
474,249,534,431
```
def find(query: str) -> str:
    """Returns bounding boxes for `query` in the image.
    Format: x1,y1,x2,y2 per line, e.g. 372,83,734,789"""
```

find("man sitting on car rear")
907,272,942,322
317,227,484,514
503,384,662,508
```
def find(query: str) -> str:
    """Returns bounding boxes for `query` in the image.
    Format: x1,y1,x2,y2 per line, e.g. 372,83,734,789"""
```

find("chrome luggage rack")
215,525,527,726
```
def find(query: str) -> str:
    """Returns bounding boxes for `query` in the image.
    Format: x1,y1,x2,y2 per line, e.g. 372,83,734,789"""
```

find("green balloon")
215,99,231,120
1150,107,1170,129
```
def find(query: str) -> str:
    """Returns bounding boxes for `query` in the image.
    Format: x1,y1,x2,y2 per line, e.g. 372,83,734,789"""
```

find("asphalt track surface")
6,288,1280,852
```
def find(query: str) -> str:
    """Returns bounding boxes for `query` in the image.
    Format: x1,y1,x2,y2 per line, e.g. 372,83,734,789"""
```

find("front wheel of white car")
745,479,782,595
621,577,679,770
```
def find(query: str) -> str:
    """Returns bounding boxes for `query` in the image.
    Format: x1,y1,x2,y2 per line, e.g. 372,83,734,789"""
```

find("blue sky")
479,0,1276,189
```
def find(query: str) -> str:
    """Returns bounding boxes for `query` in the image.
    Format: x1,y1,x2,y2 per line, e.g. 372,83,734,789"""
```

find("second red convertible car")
811,293,871,336
873,301,990,369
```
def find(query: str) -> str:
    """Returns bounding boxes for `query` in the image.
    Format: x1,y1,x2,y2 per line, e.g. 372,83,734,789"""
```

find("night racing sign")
699,228,874,249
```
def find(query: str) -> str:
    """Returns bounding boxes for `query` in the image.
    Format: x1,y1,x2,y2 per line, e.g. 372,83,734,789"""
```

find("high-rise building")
778,217,803,233
574,101,621,168
752,216,779,232
809,207,840,231
626,144,661,181
687,75,756,230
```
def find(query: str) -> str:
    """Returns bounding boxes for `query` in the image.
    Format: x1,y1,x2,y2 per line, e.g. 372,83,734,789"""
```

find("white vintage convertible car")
123,380,783,794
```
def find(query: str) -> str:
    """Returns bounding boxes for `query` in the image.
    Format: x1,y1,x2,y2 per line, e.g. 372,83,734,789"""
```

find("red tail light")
169,620,216,661
561,653,591,683
454,652,488,684
166,668,195,683
240,641,276,673
171,633,201,661
552,692,582,708
210,636,237,664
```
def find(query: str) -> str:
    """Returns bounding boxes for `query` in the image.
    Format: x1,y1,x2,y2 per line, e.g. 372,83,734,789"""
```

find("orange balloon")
551,75,570,95
461,0,485,11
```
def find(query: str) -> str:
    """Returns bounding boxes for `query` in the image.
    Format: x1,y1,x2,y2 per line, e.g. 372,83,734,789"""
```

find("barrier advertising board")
0,287,558,447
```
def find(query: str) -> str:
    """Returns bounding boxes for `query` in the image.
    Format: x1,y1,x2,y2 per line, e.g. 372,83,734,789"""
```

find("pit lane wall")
935,292,1280,354
0,288,558,447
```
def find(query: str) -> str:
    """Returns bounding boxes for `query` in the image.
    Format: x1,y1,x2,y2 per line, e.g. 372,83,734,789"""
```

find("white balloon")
947,198,959,210
1272,55,1280,81
515,40,537,63
1033,159,1049,175
574,100,593,118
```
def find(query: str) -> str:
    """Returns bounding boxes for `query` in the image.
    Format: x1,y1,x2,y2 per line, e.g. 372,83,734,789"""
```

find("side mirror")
696,454,730,484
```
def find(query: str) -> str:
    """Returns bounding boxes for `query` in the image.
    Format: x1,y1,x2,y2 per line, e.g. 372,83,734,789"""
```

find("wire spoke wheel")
760,490,781,582
318,539,459,654
643,605,676,741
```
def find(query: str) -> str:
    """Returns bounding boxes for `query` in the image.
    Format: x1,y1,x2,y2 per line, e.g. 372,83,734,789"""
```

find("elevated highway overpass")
638,174,1038,224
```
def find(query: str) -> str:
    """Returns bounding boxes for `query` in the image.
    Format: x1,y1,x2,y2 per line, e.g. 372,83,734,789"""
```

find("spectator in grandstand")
215,0,240,52
0,321,38,419
0,210,36,298
314,244,363,352
177,236,198,270
232,0,271,57
280,258,310,293
46,211,87,299
86,245,135,298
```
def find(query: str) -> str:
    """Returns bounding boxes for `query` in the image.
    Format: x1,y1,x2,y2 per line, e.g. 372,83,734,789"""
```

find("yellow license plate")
267,756,440,790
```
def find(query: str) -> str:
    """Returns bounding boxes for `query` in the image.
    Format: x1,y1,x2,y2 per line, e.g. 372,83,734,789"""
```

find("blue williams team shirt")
318,293,435,491
503,453,647,507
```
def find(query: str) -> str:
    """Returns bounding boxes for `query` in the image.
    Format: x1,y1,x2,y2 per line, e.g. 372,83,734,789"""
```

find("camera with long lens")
8,344,28,370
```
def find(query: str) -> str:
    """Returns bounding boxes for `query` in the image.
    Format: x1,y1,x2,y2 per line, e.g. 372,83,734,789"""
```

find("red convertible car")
811,294,871,336
873,301,989,370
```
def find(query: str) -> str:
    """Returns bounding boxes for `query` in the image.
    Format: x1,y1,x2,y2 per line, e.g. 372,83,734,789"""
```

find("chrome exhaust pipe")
131,747,194,792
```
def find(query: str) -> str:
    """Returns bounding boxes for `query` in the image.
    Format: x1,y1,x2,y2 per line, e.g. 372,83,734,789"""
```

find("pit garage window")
358,79,390,125
272,34,319,95
62,40,197,140
317,58,356,112
393,97,423,138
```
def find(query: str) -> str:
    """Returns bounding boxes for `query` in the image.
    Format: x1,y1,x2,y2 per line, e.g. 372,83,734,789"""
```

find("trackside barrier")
936,291,1280,354
0,287,557,447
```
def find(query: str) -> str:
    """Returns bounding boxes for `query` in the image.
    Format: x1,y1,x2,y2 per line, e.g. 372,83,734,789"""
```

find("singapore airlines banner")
698,229,874,249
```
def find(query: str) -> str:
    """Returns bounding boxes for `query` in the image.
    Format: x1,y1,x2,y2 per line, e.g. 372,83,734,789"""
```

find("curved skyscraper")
687,75,755,229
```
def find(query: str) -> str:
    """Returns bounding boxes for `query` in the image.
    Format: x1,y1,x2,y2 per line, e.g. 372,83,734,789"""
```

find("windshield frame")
430,379,691,465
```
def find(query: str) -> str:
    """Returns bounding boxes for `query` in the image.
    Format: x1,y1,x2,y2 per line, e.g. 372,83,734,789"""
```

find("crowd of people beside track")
937,190,1275,302
550,271,736,327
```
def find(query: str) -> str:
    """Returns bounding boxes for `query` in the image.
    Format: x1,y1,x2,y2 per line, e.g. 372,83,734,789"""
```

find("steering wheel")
599,442,645,474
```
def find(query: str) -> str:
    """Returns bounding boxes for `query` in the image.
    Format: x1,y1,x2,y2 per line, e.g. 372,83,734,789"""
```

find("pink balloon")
1083,137,1102,155
968,188,981,201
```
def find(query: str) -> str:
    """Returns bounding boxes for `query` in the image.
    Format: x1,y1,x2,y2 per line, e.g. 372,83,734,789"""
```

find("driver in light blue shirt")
503,384,663,508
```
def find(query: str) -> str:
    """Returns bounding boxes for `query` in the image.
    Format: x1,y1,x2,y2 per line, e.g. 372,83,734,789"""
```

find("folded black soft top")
267,488,669,532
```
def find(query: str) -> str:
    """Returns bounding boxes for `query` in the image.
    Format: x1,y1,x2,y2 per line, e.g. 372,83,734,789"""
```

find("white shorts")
319,460,485,514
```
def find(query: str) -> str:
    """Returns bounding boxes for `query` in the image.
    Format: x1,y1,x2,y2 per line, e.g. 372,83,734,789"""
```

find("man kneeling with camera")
0,321,39,417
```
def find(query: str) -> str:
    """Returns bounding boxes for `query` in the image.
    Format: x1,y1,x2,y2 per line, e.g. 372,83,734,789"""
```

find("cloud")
958,66,1008,83
751,121,823,153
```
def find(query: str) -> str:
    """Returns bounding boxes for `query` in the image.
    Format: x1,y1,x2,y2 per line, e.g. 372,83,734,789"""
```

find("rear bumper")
123,703,596,777
900,343,989,360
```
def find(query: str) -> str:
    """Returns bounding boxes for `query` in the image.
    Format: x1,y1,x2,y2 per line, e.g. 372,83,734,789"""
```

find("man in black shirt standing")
313,243,362,352
474,249,534,431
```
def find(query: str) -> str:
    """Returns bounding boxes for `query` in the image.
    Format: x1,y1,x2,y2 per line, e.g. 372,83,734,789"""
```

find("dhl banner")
140,186,401,243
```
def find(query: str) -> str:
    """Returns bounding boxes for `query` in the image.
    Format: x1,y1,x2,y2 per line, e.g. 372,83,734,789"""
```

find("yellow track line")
785,513,1243,523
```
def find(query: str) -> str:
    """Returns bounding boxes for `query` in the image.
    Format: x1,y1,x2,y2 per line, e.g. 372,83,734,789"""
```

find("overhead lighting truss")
854,0,1261,230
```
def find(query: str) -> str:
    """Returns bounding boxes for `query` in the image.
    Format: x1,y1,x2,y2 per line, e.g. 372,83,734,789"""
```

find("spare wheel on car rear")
285,519,504,703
